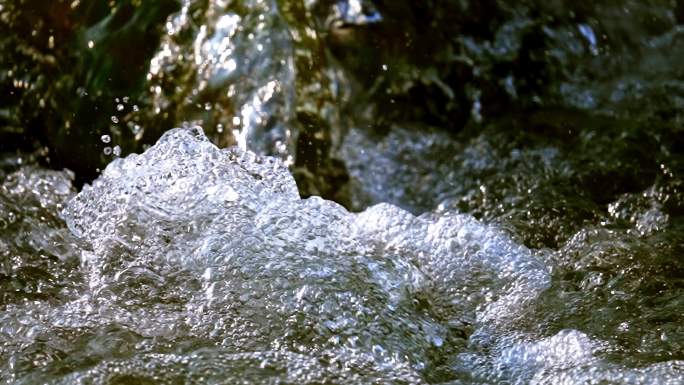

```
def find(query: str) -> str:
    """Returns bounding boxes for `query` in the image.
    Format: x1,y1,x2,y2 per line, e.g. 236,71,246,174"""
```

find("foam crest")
56,127,551,382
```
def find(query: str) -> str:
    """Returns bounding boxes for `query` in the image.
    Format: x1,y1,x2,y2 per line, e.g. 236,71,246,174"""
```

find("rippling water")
1,0,684,384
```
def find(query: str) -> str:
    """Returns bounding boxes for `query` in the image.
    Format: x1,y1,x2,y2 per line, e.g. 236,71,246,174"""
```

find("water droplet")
578,24,599,55
100,135,111,143
103,147,112,155
87,40,94,49
112,146,121,157
232,116,241,126
117,104,124,111
111,116,119,124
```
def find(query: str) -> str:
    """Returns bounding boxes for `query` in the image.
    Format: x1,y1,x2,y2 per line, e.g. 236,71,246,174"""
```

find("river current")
0,127,681,384
1,0,684,384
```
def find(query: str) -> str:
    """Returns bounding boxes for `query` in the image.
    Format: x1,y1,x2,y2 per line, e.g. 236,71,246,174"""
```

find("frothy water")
0,127,681,384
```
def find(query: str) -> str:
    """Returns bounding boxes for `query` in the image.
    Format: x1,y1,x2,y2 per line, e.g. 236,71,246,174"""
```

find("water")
0,127,680,384
2,0,684,383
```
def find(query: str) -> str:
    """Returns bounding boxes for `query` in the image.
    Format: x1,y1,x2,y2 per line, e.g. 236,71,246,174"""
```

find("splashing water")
0,127,681,384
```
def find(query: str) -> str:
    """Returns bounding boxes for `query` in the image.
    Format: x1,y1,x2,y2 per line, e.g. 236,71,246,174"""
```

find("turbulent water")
2,0,684,384
0,127,681,384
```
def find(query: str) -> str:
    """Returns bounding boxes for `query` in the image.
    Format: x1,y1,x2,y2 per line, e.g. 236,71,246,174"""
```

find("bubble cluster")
2,128,681,383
